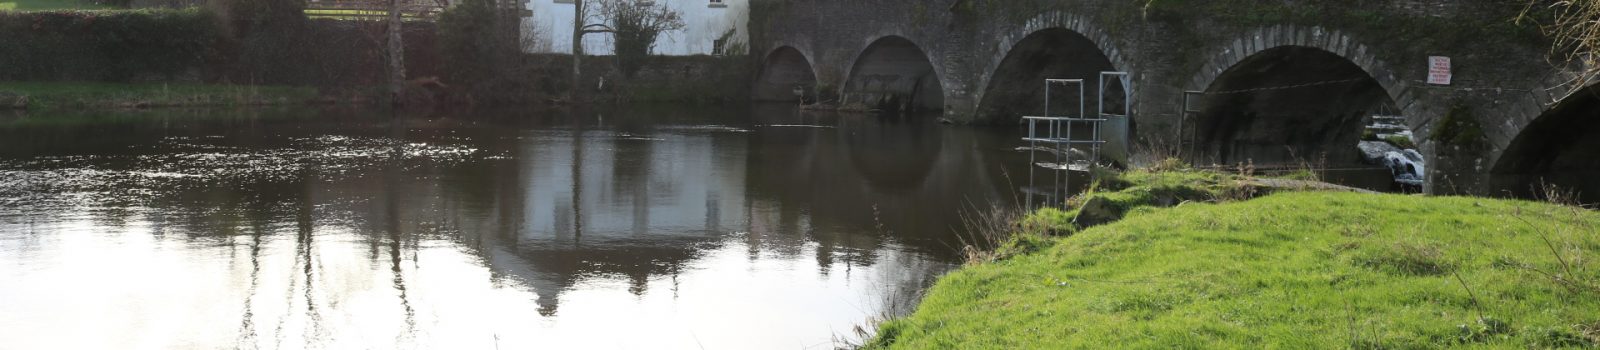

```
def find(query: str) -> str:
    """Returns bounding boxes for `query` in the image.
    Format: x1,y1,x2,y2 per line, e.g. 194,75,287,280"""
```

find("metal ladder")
1023,72,1130,209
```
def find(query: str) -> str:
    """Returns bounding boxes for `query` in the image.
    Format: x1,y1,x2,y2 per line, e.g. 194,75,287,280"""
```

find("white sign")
1427,56,1452,85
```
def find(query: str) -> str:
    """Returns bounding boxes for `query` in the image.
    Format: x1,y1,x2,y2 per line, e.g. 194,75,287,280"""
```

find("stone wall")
524,54,752,104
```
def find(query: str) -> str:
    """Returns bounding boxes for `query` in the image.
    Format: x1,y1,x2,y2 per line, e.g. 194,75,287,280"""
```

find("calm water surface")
0,105,1029,349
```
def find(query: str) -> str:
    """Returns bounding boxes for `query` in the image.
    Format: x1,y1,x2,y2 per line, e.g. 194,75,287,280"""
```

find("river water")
0,105,1029,349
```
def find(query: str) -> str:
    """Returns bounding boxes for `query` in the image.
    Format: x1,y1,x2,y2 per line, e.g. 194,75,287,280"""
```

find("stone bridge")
746,0,1597,198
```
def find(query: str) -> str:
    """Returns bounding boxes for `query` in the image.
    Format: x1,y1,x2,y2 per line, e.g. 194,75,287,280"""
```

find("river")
0,104,1030,349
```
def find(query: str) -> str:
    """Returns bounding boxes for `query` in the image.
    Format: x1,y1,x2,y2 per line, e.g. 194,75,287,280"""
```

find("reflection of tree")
275,178,325,349
384,118,417,342
235,216,265,348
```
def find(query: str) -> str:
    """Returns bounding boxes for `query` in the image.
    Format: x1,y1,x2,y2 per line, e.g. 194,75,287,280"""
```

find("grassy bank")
869,170,1600,348
0,82,327,110
0,0,113,11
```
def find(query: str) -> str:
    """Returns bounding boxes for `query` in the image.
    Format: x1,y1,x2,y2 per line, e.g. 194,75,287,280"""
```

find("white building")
523,0,749,56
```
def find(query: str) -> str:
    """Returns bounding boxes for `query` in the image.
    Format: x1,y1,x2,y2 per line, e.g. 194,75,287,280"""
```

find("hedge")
0,8,440,87
0,9,220,82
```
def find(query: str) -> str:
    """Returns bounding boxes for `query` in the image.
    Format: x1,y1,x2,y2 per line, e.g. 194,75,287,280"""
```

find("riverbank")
867,167,1600,348
0,82,340,110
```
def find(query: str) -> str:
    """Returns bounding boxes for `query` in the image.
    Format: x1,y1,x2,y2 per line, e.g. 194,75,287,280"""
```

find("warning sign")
1427,56,1452,85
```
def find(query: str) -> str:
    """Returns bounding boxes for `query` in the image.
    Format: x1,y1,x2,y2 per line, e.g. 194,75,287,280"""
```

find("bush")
437,0,534,103
0,9,220,82
437,0,517,86
222,0,310,84
0,4,441,88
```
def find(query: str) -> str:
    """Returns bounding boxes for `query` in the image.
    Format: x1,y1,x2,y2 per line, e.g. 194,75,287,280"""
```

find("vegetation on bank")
868,166,1600,349
0,9,219,82
0,0,116,11
0,82,323,109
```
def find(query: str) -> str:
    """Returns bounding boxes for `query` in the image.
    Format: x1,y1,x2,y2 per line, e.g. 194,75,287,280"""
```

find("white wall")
522,0,748,56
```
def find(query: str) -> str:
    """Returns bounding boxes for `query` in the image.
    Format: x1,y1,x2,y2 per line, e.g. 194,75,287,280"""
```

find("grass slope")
0,0,111,10
1,82,320,110
872,192,1600,348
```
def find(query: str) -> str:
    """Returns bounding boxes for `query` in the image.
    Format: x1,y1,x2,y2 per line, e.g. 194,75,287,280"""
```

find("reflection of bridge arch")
841,118,943,193
841,36,946,114
754,46,819,102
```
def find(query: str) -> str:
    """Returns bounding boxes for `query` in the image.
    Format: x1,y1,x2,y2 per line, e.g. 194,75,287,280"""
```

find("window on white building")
708,0,726,9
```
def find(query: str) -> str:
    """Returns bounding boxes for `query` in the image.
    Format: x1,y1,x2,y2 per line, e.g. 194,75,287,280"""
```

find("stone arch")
1190,45,1400,168
841,35,946,115
1489,83,1600,202
1186,28,1411,189
754,46,819,102
972,11,1133,122
1188,26,1413,127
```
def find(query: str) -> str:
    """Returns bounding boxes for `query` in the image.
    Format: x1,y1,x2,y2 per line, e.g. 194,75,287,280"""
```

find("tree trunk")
571,0,584,99
388,0,407,106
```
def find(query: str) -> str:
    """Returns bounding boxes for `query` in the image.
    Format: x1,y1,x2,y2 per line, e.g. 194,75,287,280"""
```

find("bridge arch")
1187,28,1413,185
841,35,946,114
754,46,819,102
1490,83,1600,202
973,12,1131,124
1188,27,1409,118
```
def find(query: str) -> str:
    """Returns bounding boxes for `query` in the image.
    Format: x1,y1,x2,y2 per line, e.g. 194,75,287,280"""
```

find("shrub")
0,9,220,82
437,0,518,88
221,0,311,84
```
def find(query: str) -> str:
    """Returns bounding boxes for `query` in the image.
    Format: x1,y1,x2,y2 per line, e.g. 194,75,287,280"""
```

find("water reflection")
0,105,1025,349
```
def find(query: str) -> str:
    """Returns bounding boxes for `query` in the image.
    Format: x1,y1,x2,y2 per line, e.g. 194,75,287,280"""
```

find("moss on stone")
1429,104,1488,150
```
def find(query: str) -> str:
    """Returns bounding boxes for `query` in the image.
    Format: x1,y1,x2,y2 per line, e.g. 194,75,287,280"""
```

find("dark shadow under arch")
753,47,818,103
976,28,1119,125
1491,85,1600,203
1194,46,1397,168
843,37,944,115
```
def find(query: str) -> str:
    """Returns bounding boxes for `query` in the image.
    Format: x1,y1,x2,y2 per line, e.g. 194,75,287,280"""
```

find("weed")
1534,180,1588,208
1340,223,1376,238
1531,326,1593,348
1383,134,1417,150
1357,241,1453,276
1455,316,1512,343
1579,320,1600,344
1146,157,1191,173
954,201,1029,263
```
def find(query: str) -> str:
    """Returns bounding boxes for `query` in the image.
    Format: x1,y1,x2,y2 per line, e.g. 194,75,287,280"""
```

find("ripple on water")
0,135,481,215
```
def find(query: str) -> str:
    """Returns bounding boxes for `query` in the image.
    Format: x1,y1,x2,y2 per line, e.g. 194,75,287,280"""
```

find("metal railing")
1023,72,1131,209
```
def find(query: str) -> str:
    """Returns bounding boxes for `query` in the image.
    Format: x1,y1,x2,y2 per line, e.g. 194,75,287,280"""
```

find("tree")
225,0,310,84
1528,0,1600,94
438,0,518,84
388,0,406,104
597,0,684,76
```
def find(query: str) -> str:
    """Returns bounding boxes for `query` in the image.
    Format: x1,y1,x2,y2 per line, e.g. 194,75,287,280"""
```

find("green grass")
0,82,320,110
0,0,112,11
870,191,1600,348
302,9,434,21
